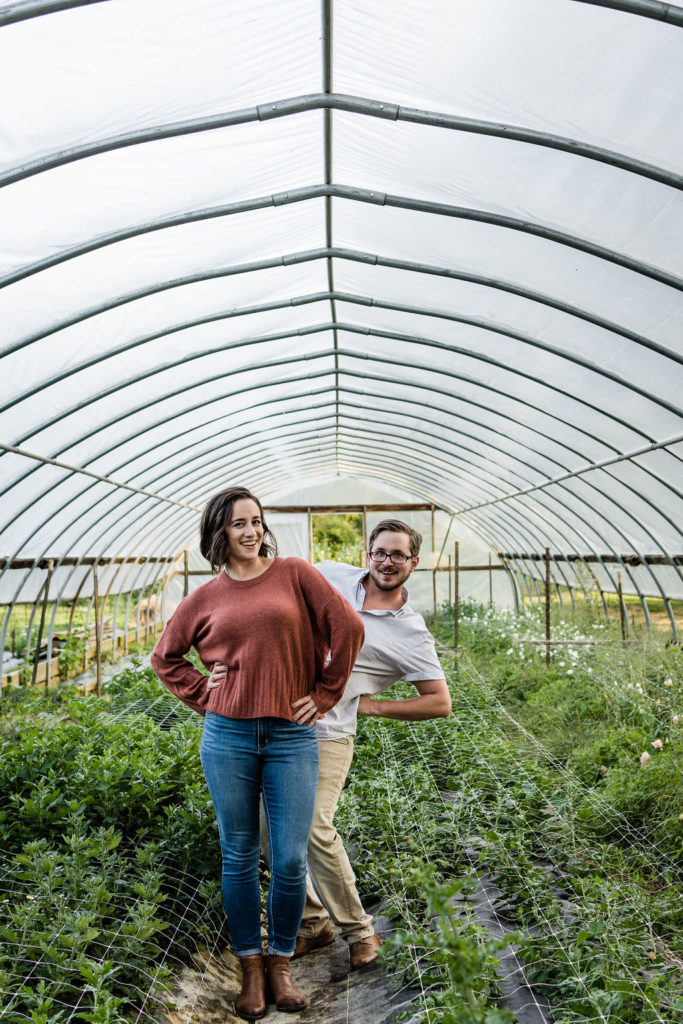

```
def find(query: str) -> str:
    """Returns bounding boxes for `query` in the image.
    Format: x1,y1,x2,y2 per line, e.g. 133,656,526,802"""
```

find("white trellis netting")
0,0,682,643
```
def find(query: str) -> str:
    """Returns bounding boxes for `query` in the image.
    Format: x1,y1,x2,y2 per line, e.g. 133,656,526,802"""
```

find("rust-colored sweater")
151,557,364,719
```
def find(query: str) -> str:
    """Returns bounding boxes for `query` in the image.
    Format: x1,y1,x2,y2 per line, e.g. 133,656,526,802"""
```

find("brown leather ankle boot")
266,953,306,1011
235,954,267,1021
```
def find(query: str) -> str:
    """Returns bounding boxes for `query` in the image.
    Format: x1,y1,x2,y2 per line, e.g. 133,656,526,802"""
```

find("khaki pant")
261,736,374,945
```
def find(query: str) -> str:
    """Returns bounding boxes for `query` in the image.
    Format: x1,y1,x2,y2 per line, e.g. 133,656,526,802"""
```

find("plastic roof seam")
322,0,340,470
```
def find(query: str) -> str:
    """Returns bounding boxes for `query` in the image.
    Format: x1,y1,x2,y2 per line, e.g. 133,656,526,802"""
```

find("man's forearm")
358,690,451,721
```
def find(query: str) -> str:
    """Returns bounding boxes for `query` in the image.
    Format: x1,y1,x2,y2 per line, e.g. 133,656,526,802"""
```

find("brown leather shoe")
235,954,267,1021
292,922,335,959
266,953,306,1011
349,931,383,971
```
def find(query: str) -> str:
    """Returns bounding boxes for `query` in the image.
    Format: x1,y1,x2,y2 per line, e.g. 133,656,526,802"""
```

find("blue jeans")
200,712,319,957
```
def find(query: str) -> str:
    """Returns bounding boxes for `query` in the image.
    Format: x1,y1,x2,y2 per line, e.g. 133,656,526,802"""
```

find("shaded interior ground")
163,916,413,1024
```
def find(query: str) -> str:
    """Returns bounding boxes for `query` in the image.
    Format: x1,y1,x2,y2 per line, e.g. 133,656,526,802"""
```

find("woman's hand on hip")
207,662,227,691
291,694,324,726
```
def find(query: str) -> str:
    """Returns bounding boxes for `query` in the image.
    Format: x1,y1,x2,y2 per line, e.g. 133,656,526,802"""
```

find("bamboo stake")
307,508,313,563
545,547,551,667
362,506,368,567
31,559,53,689
454,541,460,651
617,572,627,640
183,549,189,598
93,563,102,698
488,551,493,606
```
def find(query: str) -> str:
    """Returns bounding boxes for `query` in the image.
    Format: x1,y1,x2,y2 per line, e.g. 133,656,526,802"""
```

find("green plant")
58,629,88,680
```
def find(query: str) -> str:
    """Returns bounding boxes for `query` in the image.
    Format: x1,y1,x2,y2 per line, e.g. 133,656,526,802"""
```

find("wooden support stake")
545,547,551,667
448,554,452,606
430,505,435,559
488,551,493,606
135,588,142,645
307,508,313,563
454,541,460,650
93,563,102,698
617,572,627,640
31,559,53,689
362,506,368,567
183,549,189,598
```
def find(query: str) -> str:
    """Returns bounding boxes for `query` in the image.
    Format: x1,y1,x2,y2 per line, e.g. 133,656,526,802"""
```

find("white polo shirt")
315,561,446,740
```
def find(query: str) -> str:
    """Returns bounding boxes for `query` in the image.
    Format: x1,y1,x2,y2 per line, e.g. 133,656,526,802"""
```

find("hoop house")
1,0,682,681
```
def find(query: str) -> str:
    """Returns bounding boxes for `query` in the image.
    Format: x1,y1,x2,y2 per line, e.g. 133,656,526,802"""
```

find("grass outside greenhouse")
0,602,681,1024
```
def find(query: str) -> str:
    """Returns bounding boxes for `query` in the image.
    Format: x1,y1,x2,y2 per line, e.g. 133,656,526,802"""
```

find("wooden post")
545,547,551,667
183,549,189,598
431,505,437,619
430,505,435,560
307,508,313,563
124,589,132,651
362,506,368,567
448,554,452,607
617,572,627,640
488,551,493,606
135,587,142,644
453,541,460,650
31,559,54,688
93,563,102,697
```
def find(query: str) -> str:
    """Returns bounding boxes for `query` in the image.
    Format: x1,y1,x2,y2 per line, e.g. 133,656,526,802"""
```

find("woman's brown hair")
199,486,277,572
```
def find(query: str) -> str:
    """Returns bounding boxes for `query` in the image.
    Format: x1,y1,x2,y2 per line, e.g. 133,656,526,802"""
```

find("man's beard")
371,568,406,591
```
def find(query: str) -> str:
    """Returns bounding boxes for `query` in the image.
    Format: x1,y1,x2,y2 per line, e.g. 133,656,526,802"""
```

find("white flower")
673,715,679,724
566,669,573,675
640,751,651,766
652,739,663,750
664,679,673,686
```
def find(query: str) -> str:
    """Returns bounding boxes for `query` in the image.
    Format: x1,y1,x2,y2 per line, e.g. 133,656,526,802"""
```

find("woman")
151,486,363,1020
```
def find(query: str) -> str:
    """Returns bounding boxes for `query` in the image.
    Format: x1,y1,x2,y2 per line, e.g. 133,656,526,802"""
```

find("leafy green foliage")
338,603,683,1022
312,512,364,563
57,629,87,680
0,662,221,1022
1,609,682,1023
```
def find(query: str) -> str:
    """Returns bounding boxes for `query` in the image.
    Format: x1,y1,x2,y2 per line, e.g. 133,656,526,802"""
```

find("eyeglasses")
368,549,411,565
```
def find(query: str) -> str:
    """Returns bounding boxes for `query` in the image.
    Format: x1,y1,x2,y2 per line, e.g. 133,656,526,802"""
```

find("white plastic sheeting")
1,0,682,633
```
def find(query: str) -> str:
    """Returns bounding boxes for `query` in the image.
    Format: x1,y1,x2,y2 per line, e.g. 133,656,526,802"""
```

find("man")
290,518,451,970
